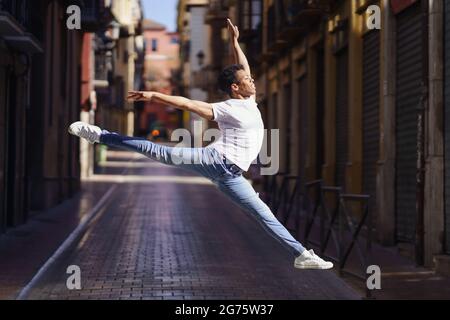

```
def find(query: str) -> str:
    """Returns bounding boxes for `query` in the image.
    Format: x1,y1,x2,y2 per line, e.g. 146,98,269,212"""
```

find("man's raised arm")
227,18,251,76
127,91,214,121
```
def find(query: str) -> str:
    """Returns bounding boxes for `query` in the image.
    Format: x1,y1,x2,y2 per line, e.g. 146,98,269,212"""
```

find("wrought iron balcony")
208,0,229,13
81,0,114,32
205,0,229,23
267,0,332,52
236,0,262,40
283,0,333,26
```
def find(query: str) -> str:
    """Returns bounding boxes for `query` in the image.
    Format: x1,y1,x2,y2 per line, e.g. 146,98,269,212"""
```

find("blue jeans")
100,131,306,258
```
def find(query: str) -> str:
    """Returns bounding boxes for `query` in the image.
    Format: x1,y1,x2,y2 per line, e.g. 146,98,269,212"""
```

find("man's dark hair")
217,64,245,96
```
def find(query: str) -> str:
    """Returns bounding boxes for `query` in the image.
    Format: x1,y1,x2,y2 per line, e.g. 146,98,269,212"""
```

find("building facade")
195,0,449,273
136,19,181,139
0,0,143,233
92,0,144,137
80,0,144,176
0,0,82,232
178,0,214,145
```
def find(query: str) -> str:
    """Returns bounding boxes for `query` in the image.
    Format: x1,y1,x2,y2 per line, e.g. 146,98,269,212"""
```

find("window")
241,0,262,31
151,38,158,52
251,0,262,30
170,37,179,44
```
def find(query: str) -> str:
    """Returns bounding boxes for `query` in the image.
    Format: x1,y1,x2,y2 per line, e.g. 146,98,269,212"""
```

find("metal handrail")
338,193,373,298
266,171,288,210
276,177,374,298
304,182,341,259
273,174,297,217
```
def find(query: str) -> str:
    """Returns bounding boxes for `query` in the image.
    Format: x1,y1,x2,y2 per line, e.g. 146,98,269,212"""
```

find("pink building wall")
139,20,180,138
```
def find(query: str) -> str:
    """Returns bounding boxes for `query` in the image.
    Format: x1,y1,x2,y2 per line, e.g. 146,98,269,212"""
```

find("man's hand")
127,91,153,102
227,18,239,41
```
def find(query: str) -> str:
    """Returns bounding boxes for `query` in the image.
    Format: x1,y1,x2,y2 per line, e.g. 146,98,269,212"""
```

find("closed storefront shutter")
395,2,423,243
335,48,349,188
445,0,450,254
362,29,380,218
5,72,17,228
0,68,5,233
315,46,325,179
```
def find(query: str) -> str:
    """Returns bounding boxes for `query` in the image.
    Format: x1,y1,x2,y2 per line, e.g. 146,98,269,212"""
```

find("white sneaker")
294,249,334,270
68,121,102,144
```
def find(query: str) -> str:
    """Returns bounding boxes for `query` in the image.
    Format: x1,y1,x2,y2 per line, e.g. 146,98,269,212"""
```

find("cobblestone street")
2,0,450,304
17,151,360,300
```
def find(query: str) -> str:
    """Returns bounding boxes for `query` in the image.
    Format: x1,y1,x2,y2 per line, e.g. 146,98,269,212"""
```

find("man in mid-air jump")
69,19,333,270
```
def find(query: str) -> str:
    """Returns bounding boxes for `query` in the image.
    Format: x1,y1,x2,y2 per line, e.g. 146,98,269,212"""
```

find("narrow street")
21,151,359,300
1,0,450,303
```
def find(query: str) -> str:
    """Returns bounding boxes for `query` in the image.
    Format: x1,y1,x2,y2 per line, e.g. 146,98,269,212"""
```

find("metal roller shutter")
395,2,423,243
335,48,348,188
445,0,450,254
0,68,5,233
316,46,325,179
362,29,380,218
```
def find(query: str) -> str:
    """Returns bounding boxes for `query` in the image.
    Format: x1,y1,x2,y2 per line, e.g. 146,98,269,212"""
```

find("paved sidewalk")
2,150,359,300
280,188,450,300
0,178,112,300
0,151,141,300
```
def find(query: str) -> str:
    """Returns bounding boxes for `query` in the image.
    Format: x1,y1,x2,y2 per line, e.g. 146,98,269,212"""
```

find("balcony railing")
208,0,228,12
267,0,332,50
81,0,114,32
237,0,262,39
206,0,229,23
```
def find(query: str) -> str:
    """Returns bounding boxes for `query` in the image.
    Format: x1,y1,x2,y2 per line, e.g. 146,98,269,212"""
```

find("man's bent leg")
216,175,306,257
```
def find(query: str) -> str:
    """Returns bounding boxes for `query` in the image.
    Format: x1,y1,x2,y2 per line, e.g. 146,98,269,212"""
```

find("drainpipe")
415,0,429,267
416,83,427,266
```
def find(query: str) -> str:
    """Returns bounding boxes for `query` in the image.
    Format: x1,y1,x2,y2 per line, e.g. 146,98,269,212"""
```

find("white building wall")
188,5,210,144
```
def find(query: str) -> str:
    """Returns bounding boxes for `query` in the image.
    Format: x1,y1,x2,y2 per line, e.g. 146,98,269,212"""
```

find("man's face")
232,70,256,97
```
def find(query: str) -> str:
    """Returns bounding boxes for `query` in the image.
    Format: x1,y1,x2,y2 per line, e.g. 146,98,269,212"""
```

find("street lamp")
107,21,121,41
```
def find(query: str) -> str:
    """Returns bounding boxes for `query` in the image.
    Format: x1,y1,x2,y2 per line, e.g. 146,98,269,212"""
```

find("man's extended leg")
215,174,333,269
215,174,305,257
99,130,230,180
68,121,227,180
100,130,179,165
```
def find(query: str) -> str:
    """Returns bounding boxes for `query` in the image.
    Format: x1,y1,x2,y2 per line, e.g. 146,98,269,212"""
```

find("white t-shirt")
208,97,264,172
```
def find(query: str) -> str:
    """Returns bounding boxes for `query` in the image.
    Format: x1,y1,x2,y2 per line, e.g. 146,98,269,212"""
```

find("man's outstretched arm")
127,91,214,121
227,18,251,76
